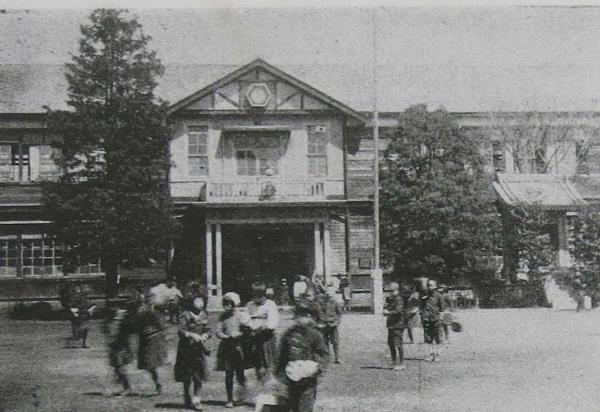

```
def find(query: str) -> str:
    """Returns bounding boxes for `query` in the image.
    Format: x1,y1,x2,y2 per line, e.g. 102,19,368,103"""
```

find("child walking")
215,292,251,408
420,280,446,362
175,295,211,411
135,300,168,395
383,282,407,370
276,301,329,412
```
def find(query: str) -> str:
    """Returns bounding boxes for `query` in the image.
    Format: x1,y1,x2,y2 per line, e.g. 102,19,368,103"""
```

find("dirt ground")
1,308,600,412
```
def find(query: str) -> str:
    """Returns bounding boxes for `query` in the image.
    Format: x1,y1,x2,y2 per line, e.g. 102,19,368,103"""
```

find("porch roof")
493,173,587,210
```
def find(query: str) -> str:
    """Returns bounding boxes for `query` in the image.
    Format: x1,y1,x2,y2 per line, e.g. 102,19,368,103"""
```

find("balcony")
207,179,343,202
170,178,344,203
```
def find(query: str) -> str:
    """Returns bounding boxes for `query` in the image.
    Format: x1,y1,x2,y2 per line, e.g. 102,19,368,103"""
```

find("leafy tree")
500,205,556,281
569,209,600,296
44,9,173,297
380,104,500,285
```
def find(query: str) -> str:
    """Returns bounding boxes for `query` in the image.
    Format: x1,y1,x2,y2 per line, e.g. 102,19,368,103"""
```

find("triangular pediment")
167,59,366,123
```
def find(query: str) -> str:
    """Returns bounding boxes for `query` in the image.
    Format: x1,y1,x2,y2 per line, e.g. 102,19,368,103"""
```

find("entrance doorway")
221,223,314,303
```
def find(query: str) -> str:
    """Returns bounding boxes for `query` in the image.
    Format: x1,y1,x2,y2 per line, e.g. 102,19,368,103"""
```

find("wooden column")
314,222,323,276
215,223,222,299
205,223,213,295
323,222,331,283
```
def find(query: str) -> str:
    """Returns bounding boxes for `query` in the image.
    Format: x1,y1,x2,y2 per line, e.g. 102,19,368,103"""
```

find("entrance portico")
204,211,336,309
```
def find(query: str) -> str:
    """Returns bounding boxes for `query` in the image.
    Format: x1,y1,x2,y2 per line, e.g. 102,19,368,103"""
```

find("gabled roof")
167,59,367,123
493,173,587,210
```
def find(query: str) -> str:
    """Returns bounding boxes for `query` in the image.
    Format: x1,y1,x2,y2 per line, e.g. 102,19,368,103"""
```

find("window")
0,237,18,277
21,236,62,276
0,143,30,182
233,132,284,176
236,150,257,176
188,126,208,177
307,125,327,176
73,259,103,275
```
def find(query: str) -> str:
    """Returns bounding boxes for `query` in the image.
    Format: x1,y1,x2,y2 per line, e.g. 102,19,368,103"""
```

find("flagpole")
371,7,383,315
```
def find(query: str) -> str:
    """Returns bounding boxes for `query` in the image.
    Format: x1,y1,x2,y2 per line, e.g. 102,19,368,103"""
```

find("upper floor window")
307,125,327,176
188,126,208,177
233,132,285,176
236,150,257,176
0,143,30,182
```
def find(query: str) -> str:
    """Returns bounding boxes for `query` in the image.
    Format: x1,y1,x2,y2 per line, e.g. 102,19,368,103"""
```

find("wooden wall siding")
205,206,329,224
327,218,347,275
169,114,345,201
347,208,375,275
346,127,375,199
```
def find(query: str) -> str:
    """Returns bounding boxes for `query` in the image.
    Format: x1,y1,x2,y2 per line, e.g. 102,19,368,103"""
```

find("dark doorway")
222,223,314,303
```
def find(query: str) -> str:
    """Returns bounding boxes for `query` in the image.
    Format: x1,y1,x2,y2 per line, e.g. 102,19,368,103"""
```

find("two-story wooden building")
166,59,378,306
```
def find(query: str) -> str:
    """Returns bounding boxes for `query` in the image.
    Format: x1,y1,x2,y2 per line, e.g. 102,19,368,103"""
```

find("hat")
223,292,241,307
389,282,400,291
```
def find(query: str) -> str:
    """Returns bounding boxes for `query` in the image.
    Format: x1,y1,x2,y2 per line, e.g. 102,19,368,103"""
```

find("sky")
1,5,600,112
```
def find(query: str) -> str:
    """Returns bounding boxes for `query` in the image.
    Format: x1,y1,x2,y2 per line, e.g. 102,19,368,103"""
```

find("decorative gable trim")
167,59,366,124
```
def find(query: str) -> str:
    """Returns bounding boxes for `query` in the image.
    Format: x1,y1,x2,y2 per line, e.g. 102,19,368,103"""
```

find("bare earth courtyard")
1,309,600,412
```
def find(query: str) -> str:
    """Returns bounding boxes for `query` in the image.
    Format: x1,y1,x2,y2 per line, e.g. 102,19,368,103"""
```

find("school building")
2,9,600,310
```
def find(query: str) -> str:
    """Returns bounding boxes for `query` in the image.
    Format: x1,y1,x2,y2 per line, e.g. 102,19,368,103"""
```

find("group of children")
102,278,337,412
384,279,455,369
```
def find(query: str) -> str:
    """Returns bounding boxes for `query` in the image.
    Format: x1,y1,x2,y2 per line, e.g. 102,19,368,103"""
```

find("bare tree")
484,111,599,175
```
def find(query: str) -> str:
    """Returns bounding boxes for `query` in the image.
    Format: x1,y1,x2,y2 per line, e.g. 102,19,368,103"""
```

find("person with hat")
175,294,211,411
420,279,446,362
383,282,407,370
215,292,251,408
276,301,330,412
246,281,280,385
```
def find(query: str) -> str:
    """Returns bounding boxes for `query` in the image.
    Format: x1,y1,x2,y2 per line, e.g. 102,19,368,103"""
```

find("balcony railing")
206,179,341,202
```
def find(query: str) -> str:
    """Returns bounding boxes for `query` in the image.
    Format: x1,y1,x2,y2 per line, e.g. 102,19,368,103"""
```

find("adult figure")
316,287,343,364
420,280,445,362
246,282,280,385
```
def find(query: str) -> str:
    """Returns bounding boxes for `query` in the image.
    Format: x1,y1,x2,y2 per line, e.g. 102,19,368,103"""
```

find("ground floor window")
21,236,62,276
0,234,103,277
0,236,18,277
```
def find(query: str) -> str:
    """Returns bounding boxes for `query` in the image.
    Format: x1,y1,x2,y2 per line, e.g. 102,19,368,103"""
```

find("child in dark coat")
175,295,211,411
277,302,329,412
384,282,407,370
215,292,251,408
135,301,168,395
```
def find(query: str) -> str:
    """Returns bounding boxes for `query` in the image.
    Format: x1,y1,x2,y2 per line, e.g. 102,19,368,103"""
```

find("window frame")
307,125,328,177
187,126,209,178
